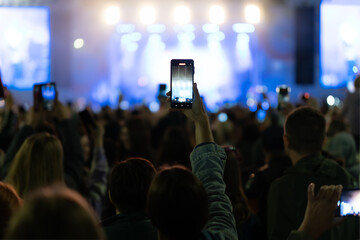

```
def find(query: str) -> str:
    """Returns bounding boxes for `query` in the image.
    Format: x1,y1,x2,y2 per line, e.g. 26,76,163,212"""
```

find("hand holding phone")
170,59,194,109
336,189,360,216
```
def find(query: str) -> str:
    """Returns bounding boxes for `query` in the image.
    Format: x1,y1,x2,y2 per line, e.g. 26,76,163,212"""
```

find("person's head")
5,185,104,239
6,133,64,197
109,157,156,214
147,166,208,240
156,126,192,169
223,146,251,227
284,107,326,156
0,182,22,239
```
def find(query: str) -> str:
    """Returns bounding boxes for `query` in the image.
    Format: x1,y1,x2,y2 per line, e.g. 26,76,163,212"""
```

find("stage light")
120,100,129,110
74,38,84,49
209,5,225,24
246,98,256,107
140,6,156,25
232,23,255,33
257,109,266,122
249,104,257,112
261,101,269,111
327,95,335,106
218,113,228,122
245,4,261,24
117,24,135,33
202,24,219,33
177,32,195,42
5,28,22,49
104,6,120,25
340,23,356,45
147,24,166,33
353,66,359,73
174,6,190,24
149,102,160,112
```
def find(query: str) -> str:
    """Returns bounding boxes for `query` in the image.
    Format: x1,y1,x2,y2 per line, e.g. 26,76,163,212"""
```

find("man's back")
267,154,358,240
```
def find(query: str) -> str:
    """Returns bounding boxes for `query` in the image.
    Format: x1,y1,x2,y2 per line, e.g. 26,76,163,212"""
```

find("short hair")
147,166,208,240
0,182,22,239
285,107,326,155
5,185,104,239
6,133,64,197
109,158,156,214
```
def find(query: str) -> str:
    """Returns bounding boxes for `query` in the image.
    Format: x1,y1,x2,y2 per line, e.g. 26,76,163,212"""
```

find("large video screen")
320,1,360,88
0,7,50,89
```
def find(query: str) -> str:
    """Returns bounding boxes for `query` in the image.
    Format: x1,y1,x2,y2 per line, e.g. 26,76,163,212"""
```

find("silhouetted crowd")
0,77,359,240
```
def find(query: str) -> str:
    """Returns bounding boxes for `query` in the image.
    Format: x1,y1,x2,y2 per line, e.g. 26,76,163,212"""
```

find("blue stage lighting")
261,101,270,111
218,112,228,122
257,109,266,122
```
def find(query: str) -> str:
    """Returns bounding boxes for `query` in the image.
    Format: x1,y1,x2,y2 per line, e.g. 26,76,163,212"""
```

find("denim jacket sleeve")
190,143,237,240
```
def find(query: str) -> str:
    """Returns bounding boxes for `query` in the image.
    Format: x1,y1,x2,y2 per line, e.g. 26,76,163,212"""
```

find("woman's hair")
0,182,22,239
6,133,64,197
5,185,104,239
223,146,252,227
156,126,193,169
147,165,208,240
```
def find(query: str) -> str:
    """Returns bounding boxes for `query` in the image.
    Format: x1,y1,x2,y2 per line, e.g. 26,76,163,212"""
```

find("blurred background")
0,0,359,112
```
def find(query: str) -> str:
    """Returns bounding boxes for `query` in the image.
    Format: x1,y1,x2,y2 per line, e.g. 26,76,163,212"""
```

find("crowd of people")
0,76,359,240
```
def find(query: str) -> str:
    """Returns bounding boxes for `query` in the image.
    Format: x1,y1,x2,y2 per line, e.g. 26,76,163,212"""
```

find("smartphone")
276,85,290,110
158,84,167,98
79,109,97,134
336,189,360,216
170,59,194,109
33,82,56,111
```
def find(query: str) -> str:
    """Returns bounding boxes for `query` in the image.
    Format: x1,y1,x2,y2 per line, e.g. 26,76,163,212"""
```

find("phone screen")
171,59,194,108
337,189,360,216
41,83,56,111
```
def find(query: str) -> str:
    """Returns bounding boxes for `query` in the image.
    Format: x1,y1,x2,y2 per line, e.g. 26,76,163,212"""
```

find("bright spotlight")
149,102,160,112
209,6,225,25
174,6,190,24
218,113,228,123
245,4,261,24
140,6,156,25
104,6,120,25
74,38,84,49
327,95,335,106
353,66,359,73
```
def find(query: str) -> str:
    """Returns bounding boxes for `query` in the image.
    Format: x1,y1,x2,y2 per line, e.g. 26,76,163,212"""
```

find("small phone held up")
170,59,194,109
33,82,56,111
336,189,360,216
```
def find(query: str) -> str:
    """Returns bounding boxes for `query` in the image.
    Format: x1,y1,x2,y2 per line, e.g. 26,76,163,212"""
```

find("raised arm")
180,83,237,239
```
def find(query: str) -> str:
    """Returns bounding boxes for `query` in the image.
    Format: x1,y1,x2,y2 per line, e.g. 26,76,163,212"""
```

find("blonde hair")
6,133,64,197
